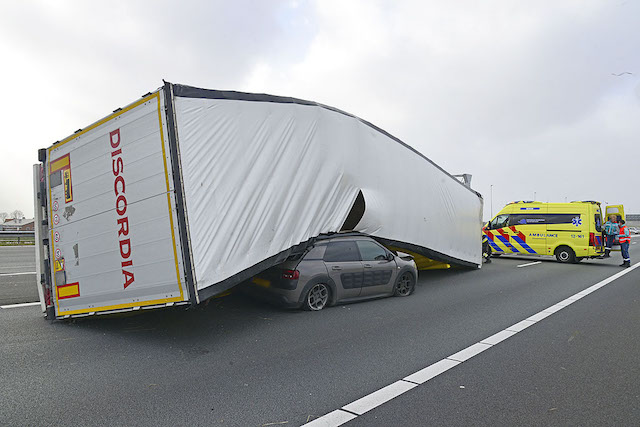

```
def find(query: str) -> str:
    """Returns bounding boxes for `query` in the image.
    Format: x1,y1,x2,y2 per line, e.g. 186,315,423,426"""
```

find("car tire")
303,283,330,311
555,246,576,263
394,272,415,297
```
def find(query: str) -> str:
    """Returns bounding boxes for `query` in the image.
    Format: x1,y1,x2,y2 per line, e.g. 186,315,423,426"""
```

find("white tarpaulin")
37,83,483,318
171,85,483,294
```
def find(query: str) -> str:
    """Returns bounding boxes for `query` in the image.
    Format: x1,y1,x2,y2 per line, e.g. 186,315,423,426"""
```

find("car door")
356,240,396,296
323,240,363,299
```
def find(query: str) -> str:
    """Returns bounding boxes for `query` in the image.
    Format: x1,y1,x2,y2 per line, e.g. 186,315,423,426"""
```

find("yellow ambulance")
484,201,624,263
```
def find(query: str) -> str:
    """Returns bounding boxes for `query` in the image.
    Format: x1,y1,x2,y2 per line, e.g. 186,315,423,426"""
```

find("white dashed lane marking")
0,302,40,309
517,261,542,268
0,271,37,276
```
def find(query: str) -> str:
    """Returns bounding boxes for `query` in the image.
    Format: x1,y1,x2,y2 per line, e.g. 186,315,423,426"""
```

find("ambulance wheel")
555,246,576,263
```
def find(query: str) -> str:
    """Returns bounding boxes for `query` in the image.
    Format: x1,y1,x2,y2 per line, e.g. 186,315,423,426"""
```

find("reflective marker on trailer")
57,282,80,300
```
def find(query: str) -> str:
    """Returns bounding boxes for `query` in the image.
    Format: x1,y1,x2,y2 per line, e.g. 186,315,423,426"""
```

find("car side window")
323,241,361,262
356,240,388,261
304,245,326,260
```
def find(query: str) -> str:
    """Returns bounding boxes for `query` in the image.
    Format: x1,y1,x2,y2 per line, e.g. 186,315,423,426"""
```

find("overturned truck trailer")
33,82,483,319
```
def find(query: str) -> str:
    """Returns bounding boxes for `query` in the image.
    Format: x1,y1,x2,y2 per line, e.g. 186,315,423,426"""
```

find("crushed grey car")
242,235,418,310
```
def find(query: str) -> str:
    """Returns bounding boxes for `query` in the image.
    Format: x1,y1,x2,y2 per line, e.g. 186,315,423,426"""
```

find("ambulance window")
508,213,578,226
546,214,578,225
595,214,602,232
490,214,509,229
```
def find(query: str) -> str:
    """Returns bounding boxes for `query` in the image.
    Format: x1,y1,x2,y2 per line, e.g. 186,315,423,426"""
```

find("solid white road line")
342,380,417,416
304,262,640,426
447,342,492,362
525,311,553,322
0,302,40,309
404,359,460,384
480,330,517,346
0,271,37,276
504,319,536,332
517,261,542,268
305,410,357,427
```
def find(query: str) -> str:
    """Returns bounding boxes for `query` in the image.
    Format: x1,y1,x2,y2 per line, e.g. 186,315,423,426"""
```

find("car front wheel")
394,272,415,297
304,283,330,311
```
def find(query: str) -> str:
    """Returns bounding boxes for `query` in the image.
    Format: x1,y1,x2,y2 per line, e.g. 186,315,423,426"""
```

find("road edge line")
303,262,640,426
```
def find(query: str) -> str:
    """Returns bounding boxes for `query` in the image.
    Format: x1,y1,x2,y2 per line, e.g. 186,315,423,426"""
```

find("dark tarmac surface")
349,262,640,427
0,246,38,305
1,251,638,426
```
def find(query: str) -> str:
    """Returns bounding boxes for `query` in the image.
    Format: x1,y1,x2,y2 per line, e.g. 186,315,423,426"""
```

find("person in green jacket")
601,215,619,258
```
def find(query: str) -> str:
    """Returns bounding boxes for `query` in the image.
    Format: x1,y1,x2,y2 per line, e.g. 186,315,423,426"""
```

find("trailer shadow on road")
62,267,481,348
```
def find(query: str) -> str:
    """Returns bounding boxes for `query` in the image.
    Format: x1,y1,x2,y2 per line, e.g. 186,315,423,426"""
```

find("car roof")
314,233,376,244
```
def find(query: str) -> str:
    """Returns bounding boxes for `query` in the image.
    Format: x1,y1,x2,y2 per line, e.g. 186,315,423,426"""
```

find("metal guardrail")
0,230,35,244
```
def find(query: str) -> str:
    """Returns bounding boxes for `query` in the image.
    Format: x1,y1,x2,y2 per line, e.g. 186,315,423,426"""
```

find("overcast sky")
1,0,638,221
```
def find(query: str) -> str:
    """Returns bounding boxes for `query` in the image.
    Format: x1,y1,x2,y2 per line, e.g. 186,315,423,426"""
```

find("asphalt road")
1,251,638,426
0,246,38,305
348,262,640,427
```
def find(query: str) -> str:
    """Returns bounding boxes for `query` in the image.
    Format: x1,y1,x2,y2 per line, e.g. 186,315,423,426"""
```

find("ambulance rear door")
605,205,625,222
591,204,604,251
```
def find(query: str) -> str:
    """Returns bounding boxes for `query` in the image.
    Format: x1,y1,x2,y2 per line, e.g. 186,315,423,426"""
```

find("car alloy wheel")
394,273,414,297
305,283,329,311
